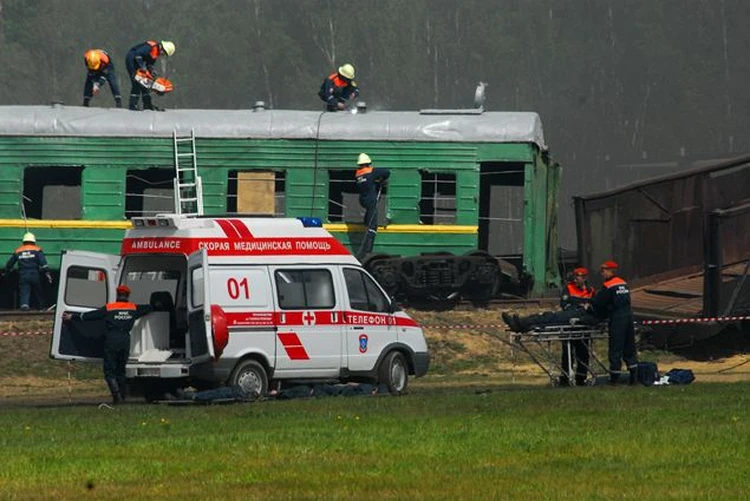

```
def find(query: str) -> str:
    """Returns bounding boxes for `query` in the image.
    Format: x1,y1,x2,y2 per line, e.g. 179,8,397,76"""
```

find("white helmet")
357,153,372,165
161,40,176,57
22,232,36,243
338,63,355,80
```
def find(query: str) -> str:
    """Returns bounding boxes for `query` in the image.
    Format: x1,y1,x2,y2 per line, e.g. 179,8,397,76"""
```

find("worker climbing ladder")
172,130,204,216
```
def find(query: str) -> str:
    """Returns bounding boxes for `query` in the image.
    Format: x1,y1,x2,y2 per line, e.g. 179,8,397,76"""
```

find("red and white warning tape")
0,331,49,337
424,324,506,330
641,316,750,326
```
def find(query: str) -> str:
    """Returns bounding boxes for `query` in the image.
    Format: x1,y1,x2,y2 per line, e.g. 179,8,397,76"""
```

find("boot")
83,97,91,107
501,312,515,331
117,377,128,402
105,378,124,404
115,96,123,108
628,366,638,386
512,314,529,332
608,372,619,386
575,375,587,387
142,94,154,110
129,95,139,110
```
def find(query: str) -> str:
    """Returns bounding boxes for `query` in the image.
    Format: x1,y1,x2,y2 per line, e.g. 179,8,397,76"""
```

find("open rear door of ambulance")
51,250,119,361
187,249,215,363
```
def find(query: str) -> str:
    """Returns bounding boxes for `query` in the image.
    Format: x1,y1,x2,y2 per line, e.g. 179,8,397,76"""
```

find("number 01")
227,277,250,300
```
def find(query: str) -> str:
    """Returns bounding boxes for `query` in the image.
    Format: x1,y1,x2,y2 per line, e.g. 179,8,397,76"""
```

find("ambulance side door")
271,266,343,377
51,250,119,361
187,250,214,364
341,267,395,373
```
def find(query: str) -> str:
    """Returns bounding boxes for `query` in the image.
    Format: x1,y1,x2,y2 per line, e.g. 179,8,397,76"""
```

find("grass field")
1,382,749,500
1,311,749,499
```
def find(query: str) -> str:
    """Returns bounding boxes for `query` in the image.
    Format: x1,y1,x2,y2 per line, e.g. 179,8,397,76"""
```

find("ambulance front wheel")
230,359,269,398
378,351,409,394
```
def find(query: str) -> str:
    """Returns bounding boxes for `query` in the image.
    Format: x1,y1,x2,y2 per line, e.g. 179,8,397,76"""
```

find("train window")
125,168,175,218
227,170,285,216
327,170,363,223
23,166,83,220
419,172,457,224
478,162,525,255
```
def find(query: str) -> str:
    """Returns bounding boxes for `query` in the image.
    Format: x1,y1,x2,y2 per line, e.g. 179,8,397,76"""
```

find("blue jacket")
355,166,390,205
319,72,359,107
5,244,48,278
72,301,152,349
126,41,160,72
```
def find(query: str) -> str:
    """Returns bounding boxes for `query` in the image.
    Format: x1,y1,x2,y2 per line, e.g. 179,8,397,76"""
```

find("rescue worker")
355,153,390,260
319,63,359,111
2,232,52,310
125,40,175,111
82,49,122,108
592,261,638,385
502,267,596,386
62,285,153,404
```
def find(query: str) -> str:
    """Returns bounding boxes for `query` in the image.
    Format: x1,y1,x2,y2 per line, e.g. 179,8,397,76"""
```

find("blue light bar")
297,217,322,228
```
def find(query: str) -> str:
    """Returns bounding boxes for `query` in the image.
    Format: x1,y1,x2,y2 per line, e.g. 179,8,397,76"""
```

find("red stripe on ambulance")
277,332,310,360
229,219,254,239
121,237,351,256
216,219,241,239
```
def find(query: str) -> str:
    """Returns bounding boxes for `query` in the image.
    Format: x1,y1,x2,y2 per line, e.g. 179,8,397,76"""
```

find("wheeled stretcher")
509,322,609,385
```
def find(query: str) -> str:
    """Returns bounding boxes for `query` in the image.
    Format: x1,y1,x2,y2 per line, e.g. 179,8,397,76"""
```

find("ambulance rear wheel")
378,351,409,394
230,359,268,398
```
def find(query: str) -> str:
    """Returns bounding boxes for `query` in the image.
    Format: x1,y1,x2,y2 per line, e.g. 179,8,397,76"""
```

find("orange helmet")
600,260,619,270
573,267,588,276
84,50,102,71
116,285,131,295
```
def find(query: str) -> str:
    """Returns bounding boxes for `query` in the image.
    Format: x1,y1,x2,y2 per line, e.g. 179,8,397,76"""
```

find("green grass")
1,382,748,500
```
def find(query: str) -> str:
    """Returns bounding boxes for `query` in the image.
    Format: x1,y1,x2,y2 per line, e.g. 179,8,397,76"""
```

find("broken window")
227,170,285,216
327,170,362,223
125,168,175,218
419,171,457,224
22,167,83,219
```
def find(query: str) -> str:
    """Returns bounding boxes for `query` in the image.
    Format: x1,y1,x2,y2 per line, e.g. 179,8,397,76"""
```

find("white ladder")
172,130,204,216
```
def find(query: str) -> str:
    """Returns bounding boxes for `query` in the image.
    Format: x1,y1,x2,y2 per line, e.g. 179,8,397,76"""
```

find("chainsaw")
135,69,174,95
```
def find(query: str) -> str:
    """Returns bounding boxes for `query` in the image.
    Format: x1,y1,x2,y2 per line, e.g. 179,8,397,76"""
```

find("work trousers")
19,274,44,309
125,55,153,110
103,340,130,396
357,199,379,259
608,314,637,381
522,309,597,328
83,69,122,106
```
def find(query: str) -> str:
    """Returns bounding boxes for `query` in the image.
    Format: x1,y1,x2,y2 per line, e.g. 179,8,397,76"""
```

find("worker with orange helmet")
83,49,122,108
63,284,153,404
592,260,638,385
318,63,359,111
125,40,176,110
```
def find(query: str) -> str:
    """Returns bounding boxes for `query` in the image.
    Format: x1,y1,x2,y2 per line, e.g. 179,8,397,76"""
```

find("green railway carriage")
0,105,560,305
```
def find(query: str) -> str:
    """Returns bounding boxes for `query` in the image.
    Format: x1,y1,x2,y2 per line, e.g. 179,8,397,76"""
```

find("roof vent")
474,82,487,109
253,101,266,112
355,101,367,114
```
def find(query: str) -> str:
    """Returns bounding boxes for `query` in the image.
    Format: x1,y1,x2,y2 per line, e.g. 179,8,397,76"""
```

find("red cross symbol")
302,310,316,326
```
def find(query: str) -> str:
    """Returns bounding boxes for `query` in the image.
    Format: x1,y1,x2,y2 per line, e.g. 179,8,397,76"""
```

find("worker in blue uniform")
63,285,153,404
355,153,390,260
125,40,175,110
592,260,638,385
82,49,122,108
319,63,359,111
2,232,52,310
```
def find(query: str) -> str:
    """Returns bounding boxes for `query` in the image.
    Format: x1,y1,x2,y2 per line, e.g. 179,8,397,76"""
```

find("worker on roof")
125,40,175,111
319,63,359,111
2,233,52,310
63,285,153,405
592,260,638,385
82,49,122,108
355,153,390,260
502,267,597,386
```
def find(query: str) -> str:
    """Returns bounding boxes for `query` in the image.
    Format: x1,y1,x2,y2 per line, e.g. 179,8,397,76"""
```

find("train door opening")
227,170,286,216
478,162,525,264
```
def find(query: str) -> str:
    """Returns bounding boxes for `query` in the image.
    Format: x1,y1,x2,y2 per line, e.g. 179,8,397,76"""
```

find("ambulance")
51,215,429,398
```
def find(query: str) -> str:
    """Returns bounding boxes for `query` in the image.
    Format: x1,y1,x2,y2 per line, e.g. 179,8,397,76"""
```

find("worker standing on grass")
501,267,595,386
592,261,638,385
63,285,153,404
319,63,359,111
82,49,122,108
125,40,175,111
355,153,390,260
2,232,52,310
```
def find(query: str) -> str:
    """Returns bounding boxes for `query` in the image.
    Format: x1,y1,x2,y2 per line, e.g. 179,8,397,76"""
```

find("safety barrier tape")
641,316,750,326
0,331,49,337
424,324,506,330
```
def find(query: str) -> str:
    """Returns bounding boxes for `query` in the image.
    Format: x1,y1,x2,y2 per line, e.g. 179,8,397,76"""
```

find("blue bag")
637,362,659,386
666,368,695,385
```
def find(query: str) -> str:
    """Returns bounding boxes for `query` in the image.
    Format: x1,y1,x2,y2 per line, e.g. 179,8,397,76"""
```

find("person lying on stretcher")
502,267,598,333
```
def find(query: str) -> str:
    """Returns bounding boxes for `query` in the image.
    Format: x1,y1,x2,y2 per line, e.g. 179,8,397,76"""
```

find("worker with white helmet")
124,39,176,110
318,63,359,111
82,49,122,108
355,153,390,260
2,232,52,310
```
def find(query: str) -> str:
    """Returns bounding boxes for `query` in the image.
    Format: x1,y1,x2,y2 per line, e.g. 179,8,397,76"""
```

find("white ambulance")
51,215,429,398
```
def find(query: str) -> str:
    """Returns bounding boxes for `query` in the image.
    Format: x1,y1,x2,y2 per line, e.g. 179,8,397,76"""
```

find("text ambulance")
51,216,429,397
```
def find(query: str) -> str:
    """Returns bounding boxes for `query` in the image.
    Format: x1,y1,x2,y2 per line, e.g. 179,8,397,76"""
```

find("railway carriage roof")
0,105,546,150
